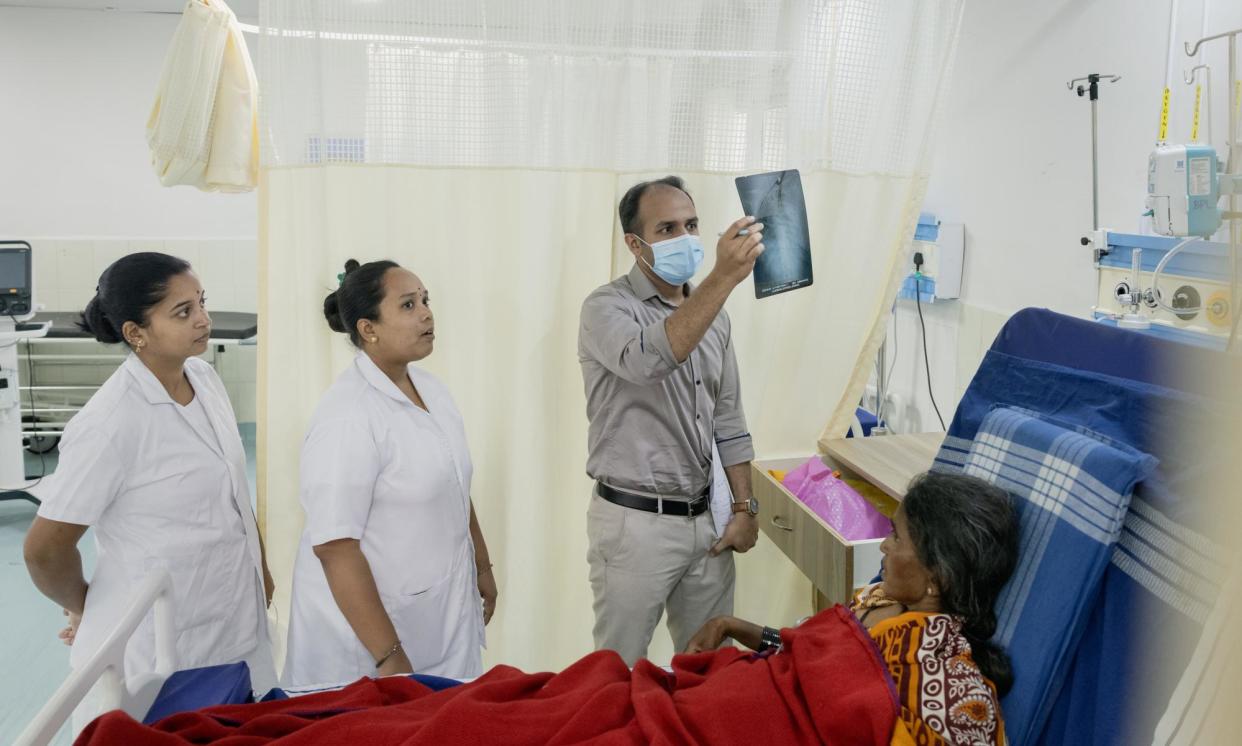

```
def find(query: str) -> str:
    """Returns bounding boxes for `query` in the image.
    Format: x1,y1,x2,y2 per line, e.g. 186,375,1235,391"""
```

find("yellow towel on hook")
146,0,258,192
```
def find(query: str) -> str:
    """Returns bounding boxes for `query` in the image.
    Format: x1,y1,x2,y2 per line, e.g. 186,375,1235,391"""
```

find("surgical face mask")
635,233,704,286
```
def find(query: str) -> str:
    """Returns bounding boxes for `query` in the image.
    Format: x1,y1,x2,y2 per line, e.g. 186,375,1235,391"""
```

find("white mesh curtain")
257,0,963,672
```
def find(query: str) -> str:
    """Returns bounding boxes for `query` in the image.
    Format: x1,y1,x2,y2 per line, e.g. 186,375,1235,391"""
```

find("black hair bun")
324,259,362,333
77,296,123,344
323,291,347,333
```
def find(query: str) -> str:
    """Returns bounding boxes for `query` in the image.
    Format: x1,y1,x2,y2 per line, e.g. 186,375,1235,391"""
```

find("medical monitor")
0,242,34,319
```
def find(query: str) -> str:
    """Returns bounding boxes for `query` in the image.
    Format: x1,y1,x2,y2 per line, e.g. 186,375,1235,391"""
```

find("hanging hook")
1067,74,1121,101
1067,74,1121,90
1185,28,1242,58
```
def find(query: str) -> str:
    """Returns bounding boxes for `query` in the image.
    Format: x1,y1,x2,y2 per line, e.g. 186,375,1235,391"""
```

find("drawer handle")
771,515,794,532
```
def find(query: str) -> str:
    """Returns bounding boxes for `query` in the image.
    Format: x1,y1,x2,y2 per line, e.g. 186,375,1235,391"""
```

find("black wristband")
756,626,783,653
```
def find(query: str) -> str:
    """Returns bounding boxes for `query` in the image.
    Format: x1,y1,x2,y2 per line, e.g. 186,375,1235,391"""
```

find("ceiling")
0,0,259,19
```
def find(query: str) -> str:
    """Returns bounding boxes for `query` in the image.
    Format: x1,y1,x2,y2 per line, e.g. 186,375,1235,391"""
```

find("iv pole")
1185,29,1242,351
1068,73,1121,262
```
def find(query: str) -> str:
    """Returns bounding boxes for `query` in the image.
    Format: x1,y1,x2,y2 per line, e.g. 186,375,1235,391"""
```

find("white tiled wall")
213,345,258,424
868,301,1011,434
958,304,1010,402
23,238,258,423
31,239,257,315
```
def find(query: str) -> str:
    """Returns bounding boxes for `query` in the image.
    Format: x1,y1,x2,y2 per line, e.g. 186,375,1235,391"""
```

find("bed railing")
16,570,176,746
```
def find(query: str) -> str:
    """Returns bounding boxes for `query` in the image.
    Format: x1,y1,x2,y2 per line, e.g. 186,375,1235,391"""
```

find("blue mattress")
143,663,462,724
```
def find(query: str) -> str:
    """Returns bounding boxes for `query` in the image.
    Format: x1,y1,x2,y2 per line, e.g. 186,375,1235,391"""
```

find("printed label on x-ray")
1189,157,1211,196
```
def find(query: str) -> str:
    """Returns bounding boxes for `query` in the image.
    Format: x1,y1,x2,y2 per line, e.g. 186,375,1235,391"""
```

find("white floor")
0,424,257,744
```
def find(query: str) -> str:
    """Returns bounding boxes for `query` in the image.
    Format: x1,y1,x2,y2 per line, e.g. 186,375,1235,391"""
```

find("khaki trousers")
586,490,735,666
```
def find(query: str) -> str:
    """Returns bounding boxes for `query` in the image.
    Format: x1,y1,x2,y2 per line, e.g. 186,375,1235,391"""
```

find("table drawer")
753,457,884,607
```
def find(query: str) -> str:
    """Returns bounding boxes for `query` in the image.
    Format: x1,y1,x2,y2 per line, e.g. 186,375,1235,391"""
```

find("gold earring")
370,337,378,343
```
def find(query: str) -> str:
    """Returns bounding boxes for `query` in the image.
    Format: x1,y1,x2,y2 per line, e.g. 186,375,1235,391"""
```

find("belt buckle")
689,494,706,518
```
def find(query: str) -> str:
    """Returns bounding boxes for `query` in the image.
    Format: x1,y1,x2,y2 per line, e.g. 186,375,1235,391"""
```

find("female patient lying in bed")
687,471,1020,746
80,471,1018,746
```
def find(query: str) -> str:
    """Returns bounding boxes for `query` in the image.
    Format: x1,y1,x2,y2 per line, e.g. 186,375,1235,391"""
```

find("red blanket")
79,606,897,745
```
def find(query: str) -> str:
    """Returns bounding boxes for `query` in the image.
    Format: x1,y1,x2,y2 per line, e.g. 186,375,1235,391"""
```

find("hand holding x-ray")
712,215,766,285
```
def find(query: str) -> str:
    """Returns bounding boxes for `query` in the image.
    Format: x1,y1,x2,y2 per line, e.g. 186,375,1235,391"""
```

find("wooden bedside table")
752,432,944,609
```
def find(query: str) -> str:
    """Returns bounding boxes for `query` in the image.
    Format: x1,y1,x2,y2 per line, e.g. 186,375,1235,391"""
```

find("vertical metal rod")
1205,67,1214,145
1091,97,1101,230
1229,34,1240,349
1231,34,1238,175
876,337,887,425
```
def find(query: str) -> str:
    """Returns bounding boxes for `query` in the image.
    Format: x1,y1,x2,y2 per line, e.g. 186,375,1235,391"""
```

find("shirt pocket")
380,568,459,671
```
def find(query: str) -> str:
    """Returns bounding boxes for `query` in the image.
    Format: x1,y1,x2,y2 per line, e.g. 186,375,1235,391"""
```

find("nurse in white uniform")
283,259,497,686
23,253,276,725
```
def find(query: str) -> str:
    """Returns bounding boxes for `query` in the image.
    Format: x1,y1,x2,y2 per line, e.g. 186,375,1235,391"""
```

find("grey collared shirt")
578,264,754,496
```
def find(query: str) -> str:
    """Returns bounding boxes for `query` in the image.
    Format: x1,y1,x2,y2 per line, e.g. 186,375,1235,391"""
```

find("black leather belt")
596,481,710,517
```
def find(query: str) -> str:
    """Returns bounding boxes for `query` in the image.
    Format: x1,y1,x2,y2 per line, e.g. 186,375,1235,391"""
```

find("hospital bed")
929,308,1226,745
756,307,1228,745
16,309,1230,745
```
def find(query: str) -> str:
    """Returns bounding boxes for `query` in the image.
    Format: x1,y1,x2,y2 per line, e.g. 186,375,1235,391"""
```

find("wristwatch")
731,496,759,516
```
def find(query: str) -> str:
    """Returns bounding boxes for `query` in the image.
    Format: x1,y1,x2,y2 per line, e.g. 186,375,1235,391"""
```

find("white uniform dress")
283,352,484,687
33,355,274,710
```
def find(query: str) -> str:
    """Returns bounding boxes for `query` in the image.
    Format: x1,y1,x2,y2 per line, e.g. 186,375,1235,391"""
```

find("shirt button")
696,380,702,385
697,414,701,420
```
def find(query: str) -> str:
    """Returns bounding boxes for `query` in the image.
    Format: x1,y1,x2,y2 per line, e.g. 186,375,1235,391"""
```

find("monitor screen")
0,251,30,290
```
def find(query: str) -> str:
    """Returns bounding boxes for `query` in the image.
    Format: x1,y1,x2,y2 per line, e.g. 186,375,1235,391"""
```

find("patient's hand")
685,616,731,653
687,615,768,653
59,608,81,646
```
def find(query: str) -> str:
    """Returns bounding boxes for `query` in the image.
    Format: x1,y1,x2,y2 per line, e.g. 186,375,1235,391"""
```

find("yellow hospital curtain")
256,0,964,671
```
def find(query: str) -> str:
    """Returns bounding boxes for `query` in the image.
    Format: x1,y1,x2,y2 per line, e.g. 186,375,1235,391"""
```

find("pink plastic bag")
780,457,892,541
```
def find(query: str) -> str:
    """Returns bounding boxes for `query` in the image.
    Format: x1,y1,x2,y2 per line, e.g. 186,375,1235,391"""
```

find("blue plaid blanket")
932,310,1229,746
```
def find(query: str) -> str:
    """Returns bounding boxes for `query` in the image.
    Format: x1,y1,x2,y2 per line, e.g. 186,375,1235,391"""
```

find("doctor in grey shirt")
578,175,765,665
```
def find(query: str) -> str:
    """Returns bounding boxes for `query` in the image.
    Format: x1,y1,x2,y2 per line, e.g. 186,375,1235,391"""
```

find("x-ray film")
735,169,813,299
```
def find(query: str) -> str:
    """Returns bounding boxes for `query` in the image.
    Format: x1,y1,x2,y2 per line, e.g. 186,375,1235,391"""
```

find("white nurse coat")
283,352,484,687
33,355,270,685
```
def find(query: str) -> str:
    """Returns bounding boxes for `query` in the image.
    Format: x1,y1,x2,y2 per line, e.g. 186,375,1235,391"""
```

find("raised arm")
663,216,765,362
